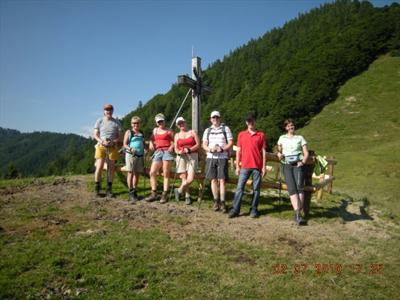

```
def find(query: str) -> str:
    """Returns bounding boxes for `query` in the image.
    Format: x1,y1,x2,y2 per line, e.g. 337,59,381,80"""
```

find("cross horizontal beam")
177,75,196,89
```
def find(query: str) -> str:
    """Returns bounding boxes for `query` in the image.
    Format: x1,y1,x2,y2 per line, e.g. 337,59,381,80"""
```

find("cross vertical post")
192,57,201,134
177,56,212,134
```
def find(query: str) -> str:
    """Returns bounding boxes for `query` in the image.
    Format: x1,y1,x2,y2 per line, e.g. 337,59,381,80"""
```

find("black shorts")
282,163,305,195
205,158,229,180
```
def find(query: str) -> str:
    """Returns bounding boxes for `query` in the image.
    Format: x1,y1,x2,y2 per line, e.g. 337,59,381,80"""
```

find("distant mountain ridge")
0,127,94,178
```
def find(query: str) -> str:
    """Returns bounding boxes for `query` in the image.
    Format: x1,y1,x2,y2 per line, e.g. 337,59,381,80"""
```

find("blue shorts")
153,150,174,162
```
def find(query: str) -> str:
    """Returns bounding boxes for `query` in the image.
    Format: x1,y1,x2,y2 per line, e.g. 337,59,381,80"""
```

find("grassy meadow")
299,55,400,216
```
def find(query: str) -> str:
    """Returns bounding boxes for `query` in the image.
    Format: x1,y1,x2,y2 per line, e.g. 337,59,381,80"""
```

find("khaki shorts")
95,144,119,161
176,153,198,174
125,154,144,173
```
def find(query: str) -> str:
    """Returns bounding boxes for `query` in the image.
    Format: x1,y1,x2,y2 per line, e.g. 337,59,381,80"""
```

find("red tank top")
154,130,172,150
177,136,196,151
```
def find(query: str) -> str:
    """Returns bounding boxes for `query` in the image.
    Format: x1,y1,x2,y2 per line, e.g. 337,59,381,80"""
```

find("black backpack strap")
206,127,212,144
221,124,228,144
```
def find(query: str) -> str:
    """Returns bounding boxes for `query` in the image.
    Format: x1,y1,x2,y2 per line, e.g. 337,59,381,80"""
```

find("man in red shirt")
228,113,266,218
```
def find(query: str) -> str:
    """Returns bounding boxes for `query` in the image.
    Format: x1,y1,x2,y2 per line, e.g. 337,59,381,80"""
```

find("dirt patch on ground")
1,176,398,260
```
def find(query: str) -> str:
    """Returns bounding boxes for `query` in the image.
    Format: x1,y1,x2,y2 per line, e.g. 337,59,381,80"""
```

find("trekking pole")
278,164,282,215
105,141,111,198
197,154,214,213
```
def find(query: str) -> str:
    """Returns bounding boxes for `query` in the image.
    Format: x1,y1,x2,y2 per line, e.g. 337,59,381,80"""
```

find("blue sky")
0,0,395,137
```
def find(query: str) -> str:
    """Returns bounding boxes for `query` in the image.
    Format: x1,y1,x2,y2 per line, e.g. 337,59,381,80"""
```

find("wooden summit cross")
177,57,212,133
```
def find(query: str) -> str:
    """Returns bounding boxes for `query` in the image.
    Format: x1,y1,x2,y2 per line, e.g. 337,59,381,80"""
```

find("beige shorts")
176,153,198,174
125,154,144,173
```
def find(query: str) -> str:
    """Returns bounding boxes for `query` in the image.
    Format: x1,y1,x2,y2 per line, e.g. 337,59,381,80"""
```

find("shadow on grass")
231,193,374,222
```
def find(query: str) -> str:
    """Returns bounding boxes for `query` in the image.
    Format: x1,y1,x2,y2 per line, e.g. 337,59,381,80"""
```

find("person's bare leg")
95,158,105,182
127,172,133,190
162,160,172,192
179,173,187,193
290,194,300,210
132,173,139,189
149,161,162,191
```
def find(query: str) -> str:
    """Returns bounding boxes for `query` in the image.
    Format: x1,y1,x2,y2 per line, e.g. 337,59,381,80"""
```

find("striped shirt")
202,125,233,159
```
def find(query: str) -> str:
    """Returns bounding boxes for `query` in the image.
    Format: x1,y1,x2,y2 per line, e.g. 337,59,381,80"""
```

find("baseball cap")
210,111,220,118
175,117,185,125
155,113,165,123
246,112,256,122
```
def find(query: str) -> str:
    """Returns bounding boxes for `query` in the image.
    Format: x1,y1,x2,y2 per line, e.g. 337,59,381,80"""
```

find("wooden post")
192,57,201,134
303,151,315,218
316,174,324,201
326,156,335,193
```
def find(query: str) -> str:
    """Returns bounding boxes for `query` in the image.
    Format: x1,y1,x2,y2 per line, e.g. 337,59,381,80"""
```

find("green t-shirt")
277,134,307,163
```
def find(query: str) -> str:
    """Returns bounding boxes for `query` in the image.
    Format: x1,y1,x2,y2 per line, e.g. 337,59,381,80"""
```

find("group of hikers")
93,104,309,225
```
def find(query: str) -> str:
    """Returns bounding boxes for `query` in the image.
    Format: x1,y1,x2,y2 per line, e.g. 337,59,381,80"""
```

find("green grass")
1,175,400,299
299,55,400,216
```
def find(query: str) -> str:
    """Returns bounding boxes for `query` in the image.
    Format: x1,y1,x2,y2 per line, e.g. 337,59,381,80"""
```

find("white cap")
175,117,185,125
210,111,220,118
155,113,165,123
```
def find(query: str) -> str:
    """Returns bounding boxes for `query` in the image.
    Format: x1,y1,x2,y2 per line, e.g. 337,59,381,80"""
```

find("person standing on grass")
277,118,309,226
228,113,266,219
123,116,145,204
202,111,233,213
93,104,122,197
143,113,174,204
173,117,200,205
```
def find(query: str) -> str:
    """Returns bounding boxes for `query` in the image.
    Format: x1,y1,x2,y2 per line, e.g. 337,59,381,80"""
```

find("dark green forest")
0,128,95,178
122,0,400,143
2,0,399,178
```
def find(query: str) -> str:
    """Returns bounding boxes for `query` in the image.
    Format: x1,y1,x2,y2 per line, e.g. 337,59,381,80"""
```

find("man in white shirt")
202,111,233,212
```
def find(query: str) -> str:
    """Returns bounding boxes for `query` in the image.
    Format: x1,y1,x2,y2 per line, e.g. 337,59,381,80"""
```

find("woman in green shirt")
277,119,309,225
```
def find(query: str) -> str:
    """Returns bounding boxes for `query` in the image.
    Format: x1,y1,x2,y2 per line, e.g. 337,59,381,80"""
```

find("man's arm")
93,129,102,145
262,148,266,177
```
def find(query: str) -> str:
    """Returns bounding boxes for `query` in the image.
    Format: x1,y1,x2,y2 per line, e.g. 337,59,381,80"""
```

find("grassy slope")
299,55,400,215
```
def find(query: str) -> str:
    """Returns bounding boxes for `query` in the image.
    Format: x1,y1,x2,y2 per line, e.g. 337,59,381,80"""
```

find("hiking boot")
220,201,227,213
129,190,138,204
185,196,192,205
144,191,158,202
213,200,220,211
228,209,239,218
174,188,181,202
160,191,169,204
106,189,114,198
250,210,260,218
294,210,306,226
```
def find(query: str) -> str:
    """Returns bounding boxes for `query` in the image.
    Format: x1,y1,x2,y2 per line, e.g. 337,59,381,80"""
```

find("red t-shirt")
237,130,267,170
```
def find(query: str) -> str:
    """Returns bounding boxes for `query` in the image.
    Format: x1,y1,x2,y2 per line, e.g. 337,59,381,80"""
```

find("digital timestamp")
272,263,384,275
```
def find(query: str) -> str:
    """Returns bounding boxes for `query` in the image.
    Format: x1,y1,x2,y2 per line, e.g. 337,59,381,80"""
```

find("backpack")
206,124,228,144
206,124,233,157
127,130,145,157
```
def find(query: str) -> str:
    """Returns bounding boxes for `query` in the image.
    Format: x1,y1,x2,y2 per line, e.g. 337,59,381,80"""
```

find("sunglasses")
131,122,140,125
177,122,185,126
104,109,113,112
157,120,165,124
211,116,220,119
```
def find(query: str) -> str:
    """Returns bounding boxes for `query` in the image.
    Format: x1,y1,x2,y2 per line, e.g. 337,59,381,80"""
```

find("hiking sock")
95,182,101,195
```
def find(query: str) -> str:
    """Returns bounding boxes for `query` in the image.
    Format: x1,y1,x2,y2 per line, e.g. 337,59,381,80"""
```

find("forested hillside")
0,128,95,178
122,0,400,146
